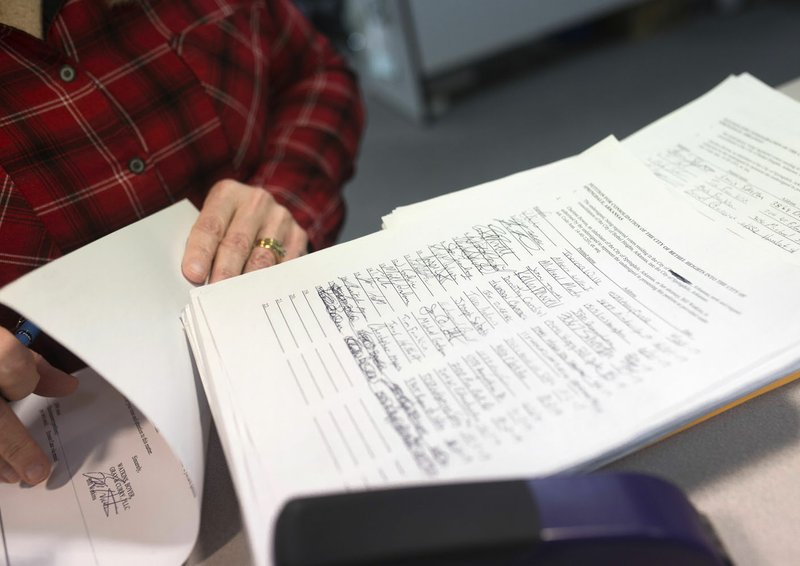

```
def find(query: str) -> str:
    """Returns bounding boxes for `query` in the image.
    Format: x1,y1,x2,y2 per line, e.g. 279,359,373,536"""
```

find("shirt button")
59,65,76,82
128,157,146,174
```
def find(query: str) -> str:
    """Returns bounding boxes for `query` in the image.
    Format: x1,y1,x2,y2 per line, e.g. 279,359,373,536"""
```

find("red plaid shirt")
0,0,363,337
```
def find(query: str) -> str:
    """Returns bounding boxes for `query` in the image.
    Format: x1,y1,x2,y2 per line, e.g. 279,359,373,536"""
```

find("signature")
83,472,126,517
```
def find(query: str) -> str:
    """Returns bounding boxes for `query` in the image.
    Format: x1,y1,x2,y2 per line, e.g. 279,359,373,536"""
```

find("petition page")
0,201,207,489
0,201,207,564
190,138,800,566
383,75,800,243
0,369,197,566
626,73,800,256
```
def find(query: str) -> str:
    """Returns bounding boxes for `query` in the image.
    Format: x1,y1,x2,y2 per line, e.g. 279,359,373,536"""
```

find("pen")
0,319,41,403
14,319,41,347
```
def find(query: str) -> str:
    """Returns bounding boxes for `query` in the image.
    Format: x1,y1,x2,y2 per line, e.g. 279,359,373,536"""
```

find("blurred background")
295,0,800,243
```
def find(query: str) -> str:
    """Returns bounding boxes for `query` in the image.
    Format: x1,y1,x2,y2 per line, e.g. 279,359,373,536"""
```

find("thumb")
32,353,79,397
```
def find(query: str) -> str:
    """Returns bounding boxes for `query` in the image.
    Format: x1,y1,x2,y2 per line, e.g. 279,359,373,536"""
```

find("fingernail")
24,463,47,485
187,261,205,280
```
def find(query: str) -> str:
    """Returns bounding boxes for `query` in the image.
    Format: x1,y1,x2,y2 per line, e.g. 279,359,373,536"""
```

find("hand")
182,180,309,284
0,327,78,485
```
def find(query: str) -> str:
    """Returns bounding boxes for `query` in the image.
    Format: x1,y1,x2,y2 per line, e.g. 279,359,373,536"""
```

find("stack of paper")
186,75,800,565
3,74,800,566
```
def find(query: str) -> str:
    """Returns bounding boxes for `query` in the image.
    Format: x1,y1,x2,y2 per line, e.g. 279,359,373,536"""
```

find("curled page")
0,369,198,565
0,201,207,565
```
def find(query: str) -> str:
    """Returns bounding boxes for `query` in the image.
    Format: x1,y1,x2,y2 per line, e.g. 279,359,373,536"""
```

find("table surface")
188,77,800,566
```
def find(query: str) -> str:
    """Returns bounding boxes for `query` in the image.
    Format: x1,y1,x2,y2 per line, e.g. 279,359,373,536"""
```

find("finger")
33,353,79,397
245,221,308,273
281,223,309,261
182,181,240,284
0,330,39,401
208,194,272,283
245,240,281,272
0,457,20,483
0,397,50,485
244,207,295,274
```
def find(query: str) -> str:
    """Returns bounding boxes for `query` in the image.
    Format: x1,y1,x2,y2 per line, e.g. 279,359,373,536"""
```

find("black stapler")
274,472,731,565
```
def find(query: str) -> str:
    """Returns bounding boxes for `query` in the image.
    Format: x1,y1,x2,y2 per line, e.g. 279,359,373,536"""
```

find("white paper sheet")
0,201,208,565
189,138,800,566
626,73,800,256
384,75,800,255
0,369,198,565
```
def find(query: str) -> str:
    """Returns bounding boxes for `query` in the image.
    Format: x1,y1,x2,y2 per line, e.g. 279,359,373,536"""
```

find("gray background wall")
339,0,800,243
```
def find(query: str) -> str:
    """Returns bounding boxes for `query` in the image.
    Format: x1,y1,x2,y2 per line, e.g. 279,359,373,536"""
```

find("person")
0,0,364,486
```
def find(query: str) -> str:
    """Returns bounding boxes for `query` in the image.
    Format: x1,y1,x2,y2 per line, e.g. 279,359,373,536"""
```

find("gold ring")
254,237,286,262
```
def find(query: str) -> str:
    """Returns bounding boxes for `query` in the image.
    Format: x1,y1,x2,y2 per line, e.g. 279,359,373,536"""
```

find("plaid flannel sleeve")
249,0,365,250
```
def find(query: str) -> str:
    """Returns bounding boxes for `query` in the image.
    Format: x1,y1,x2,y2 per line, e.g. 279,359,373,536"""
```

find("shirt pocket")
168,0,269,174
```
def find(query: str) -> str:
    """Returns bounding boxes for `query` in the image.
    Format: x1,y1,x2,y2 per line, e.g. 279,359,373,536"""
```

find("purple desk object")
274,472,730,565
